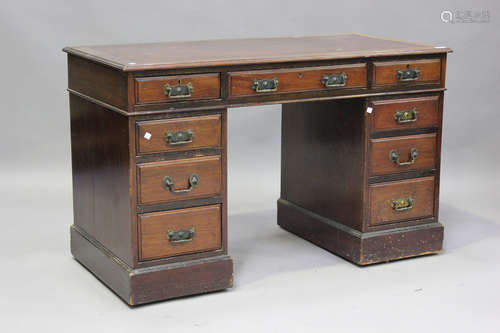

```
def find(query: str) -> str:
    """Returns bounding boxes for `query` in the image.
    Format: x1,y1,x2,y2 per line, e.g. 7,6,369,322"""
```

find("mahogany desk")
64,34,452,305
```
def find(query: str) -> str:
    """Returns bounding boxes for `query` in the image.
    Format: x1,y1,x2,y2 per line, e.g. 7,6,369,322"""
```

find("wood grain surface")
70,94,133,265
136,114,221,154
281,99,366,231
370,95,439,132
135,73,220,104
229,64,367,97
63,34,451,71
369,133,437,176
369,176,435,226
138,155,221,205
373,58,442,86
139,205,222,261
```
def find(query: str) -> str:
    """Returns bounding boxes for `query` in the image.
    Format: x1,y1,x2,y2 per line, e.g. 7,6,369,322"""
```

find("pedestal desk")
64,34,452,305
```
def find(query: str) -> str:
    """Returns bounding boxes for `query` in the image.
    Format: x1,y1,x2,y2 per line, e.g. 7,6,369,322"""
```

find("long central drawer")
228,64,367,97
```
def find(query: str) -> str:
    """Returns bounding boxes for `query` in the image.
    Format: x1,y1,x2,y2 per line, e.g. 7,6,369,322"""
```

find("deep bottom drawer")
369,176,435,226
139,205,222,261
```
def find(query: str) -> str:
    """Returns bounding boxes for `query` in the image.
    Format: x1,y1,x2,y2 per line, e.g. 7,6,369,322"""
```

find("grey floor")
1,165,499,332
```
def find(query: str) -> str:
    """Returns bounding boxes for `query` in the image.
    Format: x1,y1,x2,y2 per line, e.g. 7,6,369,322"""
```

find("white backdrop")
1,1,499,332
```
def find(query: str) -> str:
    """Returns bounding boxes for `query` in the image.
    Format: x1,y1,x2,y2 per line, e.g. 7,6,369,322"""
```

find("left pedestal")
68,81,232,305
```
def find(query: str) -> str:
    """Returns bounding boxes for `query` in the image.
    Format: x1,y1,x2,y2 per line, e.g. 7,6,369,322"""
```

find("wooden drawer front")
228,64,367,97
139,205,222,261
370,95,439,132
370,133,436,176
137,115,221,154
138,155,221,205
135,73,220,104
369,176,435,226
373,59,441,87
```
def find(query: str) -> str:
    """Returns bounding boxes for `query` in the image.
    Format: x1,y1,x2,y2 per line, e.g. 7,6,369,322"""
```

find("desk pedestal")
279,98,443,264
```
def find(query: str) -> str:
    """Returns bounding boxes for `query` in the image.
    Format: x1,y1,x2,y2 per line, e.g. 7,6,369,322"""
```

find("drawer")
370,133,436,176
138,155,221,205
228,64,367,97
369,95,439,133
135,73,220,104
139,205,222,261
369,176,435,226
136,115,222,154
373,59,441,87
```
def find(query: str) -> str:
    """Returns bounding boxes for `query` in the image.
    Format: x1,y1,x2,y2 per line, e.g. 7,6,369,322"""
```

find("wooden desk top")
63,33,451,72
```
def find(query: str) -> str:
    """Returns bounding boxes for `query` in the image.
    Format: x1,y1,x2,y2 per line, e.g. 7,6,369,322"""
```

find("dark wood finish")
373,58,441,86
66,35,450,304
65,37,450,118
68,55,129,110
369,133,436,176
130,87,446,116
369,95,439,132
229,64,367,97
137,155,221,205
139,205,222,261
136,114,221,154
279,87,443,261
361,224,443,264
368,176,435,226
63,34,451,71
130,255,232,305
71,225,233,306
277,199,443,265
134,109,228,270
137,196,223,214
281,99,366,231
135,73,220,104
70,94,133,265
278,199,362,263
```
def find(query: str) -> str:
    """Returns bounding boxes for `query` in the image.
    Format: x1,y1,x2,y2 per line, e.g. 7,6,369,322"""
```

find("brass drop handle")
396,65,420,81
252,78,279,93
321,72,348,87
391,197,414,212
394,108,418,124
167,227,195,244
165,129,194,145
389,148,419,166
162,173,199,194
164,80,194,98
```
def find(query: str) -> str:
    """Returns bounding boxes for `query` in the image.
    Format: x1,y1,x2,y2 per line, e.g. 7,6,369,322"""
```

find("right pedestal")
279,96,444,265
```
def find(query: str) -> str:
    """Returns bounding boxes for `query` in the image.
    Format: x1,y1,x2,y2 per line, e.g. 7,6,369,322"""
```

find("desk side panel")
68,55,129,111
281,99,365,231
70,94,133,265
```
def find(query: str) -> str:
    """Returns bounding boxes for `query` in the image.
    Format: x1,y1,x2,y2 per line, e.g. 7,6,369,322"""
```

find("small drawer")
369,95,439,133
136,115,222,154
138,155,221,205
369,176,435,226
228,64,367,97
139,205,222,261
135,73,220,104
373,59,441,87
370,133,436,176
